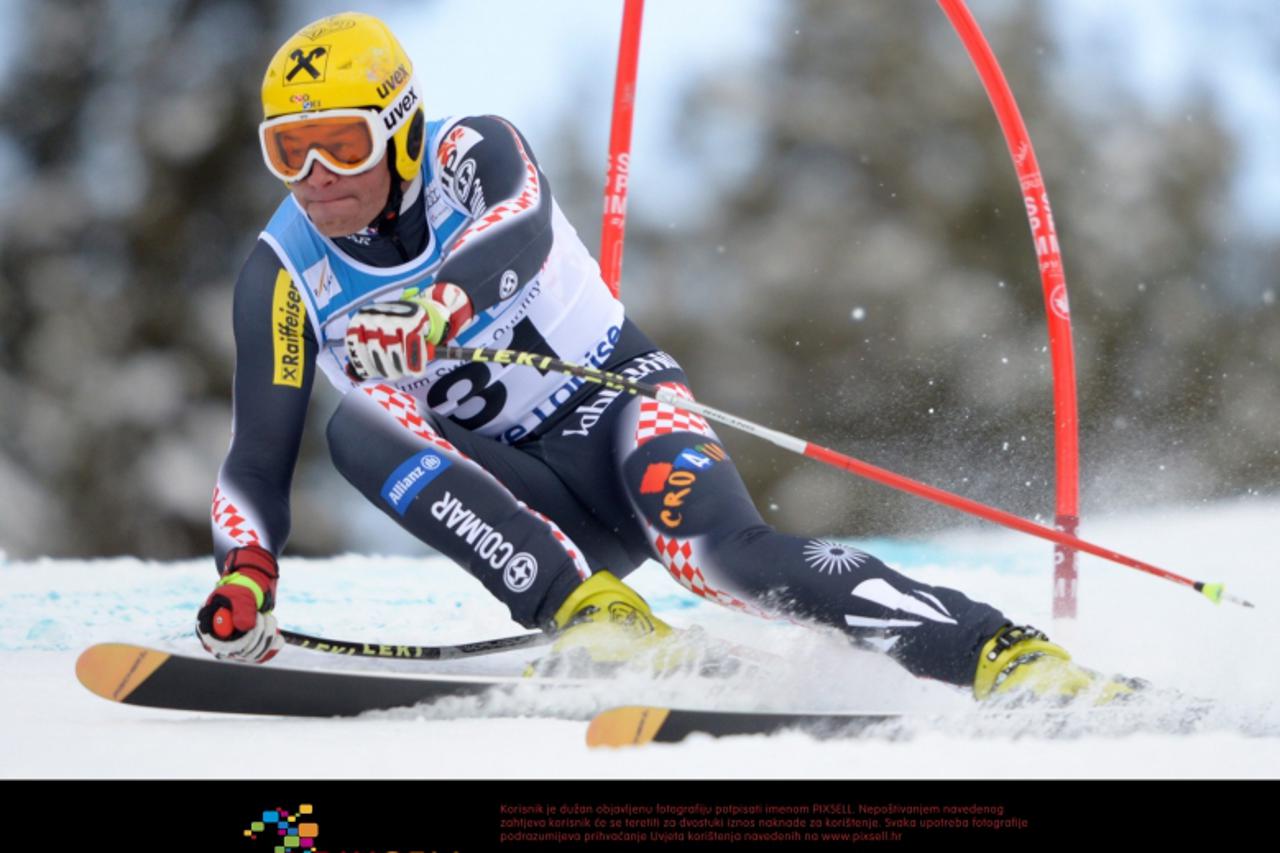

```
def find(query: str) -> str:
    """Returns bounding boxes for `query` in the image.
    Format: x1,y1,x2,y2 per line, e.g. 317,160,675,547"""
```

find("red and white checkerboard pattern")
362,385,590,580
362,384,458,455
634,382,715,447
650,531,770,619
525,506,591,581
446,119,541,254
211,485,261,548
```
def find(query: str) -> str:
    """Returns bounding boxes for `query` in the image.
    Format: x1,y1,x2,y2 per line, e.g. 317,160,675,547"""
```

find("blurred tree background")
1,0,1275,560
624,0,1277,538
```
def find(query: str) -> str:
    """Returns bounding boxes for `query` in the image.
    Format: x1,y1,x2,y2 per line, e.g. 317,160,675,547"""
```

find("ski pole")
281,628,550,660
422,343,1255,609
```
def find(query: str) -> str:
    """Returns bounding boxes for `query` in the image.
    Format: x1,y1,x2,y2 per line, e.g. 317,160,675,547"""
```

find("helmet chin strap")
373,152,403,229
371,145,411,261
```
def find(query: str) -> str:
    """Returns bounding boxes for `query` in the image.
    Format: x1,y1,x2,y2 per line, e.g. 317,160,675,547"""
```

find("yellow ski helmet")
260,12,425,183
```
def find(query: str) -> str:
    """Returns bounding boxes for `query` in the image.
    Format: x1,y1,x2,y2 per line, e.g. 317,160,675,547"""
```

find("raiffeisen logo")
241,803,458,853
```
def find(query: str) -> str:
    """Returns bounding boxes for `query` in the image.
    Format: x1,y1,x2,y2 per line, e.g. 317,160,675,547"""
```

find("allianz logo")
388,454,443,505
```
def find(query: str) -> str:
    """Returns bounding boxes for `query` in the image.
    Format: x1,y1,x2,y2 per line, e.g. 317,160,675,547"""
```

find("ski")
586,705,902,747
586,686,1209,746
279,627,550,660
75,642,580,718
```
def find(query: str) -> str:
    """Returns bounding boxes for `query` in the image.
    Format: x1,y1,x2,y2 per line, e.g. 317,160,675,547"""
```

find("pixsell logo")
243,803,319,849
241,801,457,852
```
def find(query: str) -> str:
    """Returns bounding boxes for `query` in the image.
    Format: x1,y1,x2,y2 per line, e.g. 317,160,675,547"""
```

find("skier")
197,11,1123,703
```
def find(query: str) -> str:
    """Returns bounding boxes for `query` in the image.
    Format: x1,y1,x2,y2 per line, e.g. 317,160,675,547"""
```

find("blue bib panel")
257,116,626,443
260,119,469,342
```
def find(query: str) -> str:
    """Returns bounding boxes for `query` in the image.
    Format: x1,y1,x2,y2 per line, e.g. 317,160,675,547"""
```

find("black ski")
586,686,1206,746
280,627,549,660
75,642,577,718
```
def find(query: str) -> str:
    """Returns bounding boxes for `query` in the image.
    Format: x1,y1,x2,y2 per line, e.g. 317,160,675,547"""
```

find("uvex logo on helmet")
382,85,420,134
261,12,426,183
376,64,410,99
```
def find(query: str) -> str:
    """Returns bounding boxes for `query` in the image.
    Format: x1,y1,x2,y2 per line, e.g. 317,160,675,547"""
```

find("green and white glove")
344,283,473,381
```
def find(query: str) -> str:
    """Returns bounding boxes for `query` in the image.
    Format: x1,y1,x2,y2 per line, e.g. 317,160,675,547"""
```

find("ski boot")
527,571,749,678
973,625,1141,705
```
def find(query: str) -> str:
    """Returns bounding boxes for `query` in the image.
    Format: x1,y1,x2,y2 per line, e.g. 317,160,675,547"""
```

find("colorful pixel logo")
244,804,319,851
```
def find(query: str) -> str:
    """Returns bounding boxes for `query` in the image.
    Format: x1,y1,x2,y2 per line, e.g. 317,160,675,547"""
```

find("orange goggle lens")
260,114,380,181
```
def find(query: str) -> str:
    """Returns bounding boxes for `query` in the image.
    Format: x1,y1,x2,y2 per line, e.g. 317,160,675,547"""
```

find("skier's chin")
305,198,367,237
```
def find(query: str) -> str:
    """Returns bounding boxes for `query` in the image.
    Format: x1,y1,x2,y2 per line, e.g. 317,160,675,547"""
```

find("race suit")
213,114,1008,687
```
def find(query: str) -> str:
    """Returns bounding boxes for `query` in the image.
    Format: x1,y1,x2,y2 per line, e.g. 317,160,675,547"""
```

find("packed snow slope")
2,498,1277,779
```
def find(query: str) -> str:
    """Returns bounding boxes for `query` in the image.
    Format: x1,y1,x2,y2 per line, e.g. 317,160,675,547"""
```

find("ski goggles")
259,108,388,182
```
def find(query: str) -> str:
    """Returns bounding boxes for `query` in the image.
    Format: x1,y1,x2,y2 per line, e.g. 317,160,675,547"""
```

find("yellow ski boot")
552,570,675,662
973,625,1139,705
531,570,767,678
527,571,678,677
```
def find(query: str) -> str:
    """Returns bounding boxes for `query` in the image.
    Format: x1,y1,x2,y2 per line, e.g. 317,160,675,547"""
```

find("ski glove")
344,283,473,382
196,544,283,664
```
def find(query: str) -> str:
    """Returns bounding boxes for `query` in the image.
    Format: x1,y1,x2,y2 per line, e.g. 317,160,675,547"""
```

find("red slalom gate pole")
938,0,1082,618
600,0,645,298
